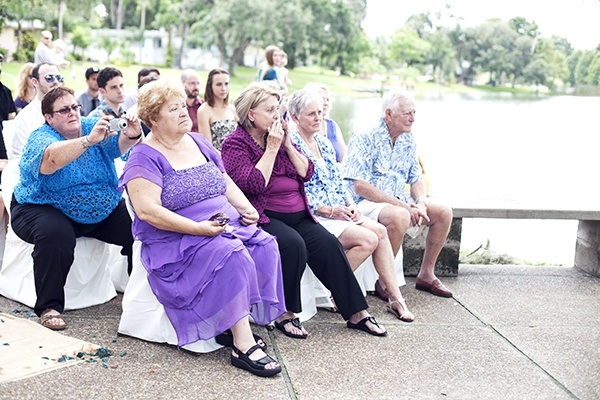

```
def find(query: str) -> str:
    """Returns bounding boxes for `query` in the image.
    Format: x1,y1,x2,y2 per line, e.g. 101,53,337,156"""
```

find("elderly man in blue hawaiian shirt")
342,89,453,298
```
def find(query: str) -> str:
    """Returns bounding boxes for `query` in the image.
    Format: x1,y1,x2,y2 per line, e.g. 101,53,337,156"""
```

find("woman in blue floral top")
289,89,414,322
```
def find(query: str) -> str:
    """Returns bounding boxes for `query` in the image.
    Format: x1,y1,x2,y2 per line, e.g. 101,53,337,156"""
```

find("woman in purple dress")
119,79,285,378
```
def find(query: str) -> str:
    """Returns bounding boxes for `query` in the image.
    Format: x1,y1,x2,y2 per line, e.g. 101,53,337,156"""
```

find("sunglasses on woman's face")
44,74,64,83
52,104,82,116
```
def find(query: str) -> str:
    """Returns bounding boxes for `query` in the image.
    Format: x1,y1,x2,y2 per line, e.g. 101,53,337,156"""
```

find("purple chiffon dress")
119,133,286,346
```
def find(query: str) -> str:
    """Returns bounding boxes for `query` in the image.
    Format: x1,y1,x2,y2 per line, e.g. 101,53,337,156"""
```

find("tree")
574,50,595,85
508,16,538,37
423,29,455,83
507,35,535,87
3,0,44,56
190,0,273,74
388,27,430,68
585,53,600,85
471,19,519,85
523,58,550,91
70,25,92,60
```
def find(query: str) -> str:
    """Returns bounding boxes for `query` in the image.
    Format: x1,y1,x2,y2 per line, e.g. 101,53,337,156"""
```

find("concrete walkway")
1,264,598,400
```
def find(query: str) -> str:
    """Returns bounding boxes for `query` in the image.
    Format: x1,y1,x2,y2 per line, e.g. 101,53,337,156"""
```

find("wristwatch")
415,196,428,206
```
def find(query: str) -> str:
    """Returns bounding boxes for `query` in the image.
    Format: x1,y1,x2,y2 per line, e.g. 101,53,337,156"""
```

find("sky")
363,0,600,50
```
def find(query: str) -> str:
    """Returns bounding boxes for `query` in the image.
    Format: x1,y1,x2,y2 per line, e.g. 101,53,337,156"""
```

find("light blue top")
292,132,352,214
14,116,124,224
342,118,422,203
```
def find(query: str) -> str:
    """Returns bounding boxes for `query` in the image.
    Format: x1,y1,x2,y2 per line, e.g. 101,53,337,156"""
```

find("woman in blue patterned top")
289,89,414,322
11,86,141,331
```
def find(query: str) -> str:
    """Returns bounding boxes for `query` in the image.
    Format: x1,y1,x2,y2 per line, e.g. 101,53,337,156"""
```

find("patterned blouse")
14,116,123,224
210,119,237,151
292,132,352,214
342,118,422,203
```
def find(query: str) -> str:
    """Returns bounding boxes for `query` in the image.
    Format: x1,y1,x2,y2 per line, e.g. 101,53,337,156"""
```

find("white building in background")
1,23,262,70
85,29,227,70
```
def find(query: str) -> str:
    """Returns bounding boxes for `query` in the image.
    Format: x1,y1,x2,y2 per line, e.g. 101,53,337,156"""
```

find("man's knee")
379,205,410,231
428,202,453,225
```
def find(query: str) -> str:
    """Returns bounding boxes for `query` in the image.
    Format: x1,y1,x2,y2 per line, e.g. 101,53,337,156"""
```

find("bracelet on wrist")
80,136,90,149
329,206,335,218
127,133,142,140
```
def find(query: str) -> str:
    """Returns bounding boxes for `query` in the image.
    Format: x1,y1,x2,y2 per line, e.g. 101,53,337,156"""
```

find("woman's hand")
238,207,259,226
347,203,362,222
265,118,284,151
88,115,112,145
197,220,229,237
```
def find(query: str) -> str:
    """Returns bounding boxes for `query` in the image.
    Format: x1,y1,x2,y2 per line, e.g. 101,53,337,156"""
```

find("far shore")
1,62,548,100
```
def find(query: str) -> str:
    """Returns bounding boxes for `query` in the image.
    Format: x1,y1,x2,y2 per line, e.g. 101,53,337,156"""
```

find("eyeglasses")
44,74,64,83
52,104,82,115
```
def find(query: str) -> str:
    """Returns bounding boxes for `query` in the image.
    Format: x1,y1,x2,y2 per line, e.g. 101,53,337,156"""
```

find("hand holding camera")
108,118,128,132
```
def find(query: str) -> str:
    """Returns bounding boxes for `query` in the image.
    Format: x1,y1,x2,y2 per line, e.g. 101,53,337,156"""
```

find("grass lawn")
1,61,492,101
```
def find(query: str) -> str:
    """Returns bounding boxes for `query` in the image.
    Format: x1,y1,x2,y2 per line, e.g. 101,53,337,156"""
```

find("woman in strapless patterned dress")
197,68,238,151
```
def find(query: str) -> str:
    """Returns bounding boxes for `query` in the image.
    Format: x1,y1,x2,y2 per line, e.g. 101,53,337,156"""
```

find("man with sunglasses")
10,63,64,160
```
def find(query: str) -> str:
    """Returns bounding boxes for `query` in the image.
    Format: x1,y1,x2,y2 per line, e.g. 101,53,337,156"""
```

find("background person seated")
222,82,387,338
289,89,413,322
10,86,140,330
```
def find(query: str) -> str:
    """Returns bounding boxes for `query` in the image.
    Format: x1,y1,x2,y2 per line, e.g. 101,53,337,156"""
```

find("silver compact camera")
108,118,128,132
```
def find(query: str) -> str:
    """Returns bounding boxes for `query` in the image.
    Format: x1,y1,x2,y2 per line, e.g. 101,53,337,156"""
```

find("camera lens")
118,119,128,130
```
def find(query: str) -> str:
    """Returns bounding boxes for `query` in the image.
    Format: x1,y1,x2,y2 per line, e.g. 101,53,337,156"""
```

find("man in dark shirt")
0,54,17,160
77,66,102,117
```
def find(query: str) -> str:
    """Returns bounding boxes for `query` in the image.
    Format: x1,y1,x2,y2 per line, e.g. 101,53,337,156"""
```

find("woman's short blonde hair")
234,82,281,132
137,79,186,127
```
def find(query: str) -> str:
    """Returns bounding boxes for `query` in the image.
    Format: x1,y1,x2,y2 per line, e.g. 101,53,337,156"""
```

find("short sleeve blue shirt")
342,119,422,203
14,116,124,224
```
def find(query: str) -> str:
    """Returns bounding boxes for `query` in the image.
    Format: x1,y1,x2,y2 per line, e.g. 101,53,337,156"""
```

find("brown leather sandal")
40,309,67,331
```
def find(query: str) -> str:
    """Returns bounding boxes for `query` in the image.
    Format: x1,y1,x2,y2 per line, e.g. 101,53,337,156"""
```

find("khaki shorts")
357,199,426,238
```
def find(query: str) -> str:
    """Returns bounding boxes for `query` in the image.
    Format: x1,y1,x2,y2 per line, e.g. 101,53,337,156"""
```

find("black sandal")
346,316,387,337
231,344,281,377
274,317,308,339
215,330,267,349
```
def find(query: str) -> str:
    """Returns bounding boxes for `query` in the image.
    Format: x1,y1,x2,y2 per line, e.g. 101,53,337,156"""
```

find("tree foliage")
2,0,599,90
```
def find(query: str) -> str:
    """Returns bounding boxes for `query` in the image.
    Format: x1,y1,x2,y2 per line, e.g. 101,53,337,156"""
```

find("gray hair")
287,89,324,119
381,89,415,117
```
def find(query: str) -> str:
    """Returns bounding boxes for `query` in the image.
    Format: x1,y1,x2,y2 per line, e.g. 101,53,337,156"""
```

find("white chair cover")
2,119,16,160
297,250,405,322
0,159,129,310
118,197,220,353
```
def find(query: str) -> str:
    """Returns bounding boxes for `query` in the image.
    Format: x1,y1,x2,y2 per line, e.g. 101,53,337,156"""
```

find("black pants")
262,210,367,320
11,197,133,316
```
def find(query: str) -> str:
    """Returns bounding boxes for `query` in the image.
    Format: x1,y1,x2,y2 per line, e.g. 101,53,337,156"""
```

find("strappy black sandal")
231,344,281,377
215,330,267,349
346,316,387,337
274,317,308,339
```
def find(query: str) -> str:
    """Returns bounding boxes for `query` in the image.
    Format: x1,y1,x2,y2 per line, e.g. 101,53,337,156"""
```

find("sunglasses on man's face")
44,74,64,83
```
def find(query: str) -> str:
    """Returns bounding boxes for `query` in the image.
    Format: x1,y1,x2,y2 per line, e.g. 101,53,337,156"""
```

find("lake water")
330,92,600,265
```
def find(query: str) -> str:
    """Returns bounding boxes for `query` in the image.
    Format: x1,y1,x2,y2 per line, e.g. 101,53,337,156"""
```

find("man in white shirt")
34,31,60,65
10,63,63,159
